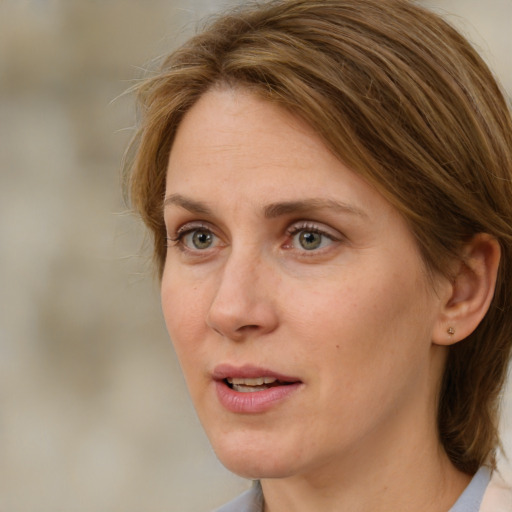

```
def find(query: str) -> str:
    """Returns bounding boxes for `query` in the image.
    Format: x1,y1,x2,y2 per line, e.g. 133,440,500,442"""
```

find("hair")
124,0,512,474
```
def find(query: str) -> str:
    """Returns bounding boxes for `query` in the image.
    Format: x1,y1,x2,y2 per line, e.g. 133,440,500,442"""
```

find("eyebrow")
164,194,213,215
163,193,367,219
263,198,367,219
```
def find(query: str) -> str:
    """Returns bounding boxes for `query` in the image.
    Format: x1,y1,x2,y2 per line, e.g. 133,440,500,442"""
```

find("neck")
261,432,470,512
260,354,471,512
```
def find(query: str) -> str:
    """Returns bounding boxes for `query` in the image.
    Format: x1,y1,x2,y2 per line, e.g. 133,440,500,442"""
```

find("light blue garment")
448,466,491,512
213,467,491,512
213,483,262,512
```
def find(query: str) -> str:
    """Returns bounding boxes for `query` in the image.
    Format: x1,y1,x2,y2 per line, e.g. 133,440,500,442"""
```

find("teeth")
233,384,268,393
227,377,277,386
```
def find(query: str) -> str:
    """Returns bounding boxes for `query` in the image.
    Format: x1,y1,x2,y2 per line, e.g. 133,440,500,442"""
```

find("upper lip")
212,364,301,383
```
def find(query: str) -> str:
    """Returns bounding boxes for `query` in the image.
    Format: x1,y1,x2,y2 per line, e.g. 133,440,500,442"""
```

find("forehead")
166,88,376,206
169,87,326,176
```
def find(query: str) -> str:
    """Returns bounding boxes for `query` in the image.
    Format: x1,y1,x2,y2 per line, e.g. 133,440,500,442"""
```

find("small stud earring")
447,327,455,336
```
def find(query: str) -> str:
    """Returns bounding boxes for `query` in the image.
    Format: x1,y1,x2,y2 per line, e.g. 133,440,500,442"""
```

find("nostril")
206,288,279,339
209,323,261,340
239,324,260,331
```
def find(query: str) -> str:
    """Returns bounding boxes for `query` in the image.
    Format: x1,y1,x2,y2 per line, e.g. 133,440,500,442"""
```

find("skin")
161,87,473,511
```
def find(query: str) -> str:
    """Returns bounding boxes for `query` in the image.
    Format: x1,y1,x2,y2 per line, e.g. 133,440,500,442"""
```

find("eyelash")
166,223,215,250
285,222,339,251
286,222,329,237
166,221,340,254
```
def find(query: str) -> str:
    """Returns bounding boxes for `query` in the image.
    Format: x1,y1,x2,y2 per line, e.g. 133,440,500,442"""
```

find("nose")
206,251,279,341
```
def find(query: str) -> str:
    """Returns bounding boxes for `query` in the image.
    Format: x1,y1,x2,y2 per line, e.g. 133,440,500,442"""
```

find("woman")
124,0,512,510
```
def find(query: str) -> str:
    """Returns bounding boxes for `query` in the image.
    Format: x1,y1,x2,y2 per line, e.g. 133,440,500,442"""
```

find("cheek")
161,273,209,359
285,269,389,333
161,285,213,410
295,273,436,427
288,266,434,370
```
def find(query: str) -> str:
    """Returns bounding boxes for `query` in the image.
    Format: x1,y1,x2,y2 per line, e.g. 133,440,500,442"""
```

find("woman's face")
162,88,450,480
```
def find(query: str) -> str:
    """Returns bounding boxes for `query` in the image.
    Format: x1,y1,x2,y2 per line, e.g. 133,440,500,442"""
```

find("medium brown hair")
124,0,512,474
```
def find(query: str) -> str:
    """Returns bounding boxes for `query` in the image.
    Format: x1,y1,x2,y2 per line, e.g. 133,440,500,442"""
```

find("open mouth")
214,367,303,412
225,377,296,393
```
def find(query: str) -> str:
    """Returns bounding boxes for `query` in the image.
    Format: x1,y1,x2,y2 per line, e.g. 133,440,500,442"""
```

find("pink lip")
212,364,300,382
212,364,303,414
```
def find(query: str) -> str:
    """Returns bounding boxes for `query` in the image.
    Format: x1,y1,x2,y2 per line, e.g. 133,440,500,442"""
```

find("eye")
167,224,221,252
297,231,323,250
286,223,338,252
183,229,216,250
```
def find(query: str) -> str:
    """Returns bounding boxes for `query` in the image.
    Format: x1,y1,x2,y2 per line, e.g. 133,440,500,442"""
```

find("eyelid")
167,221,214,240
166,221,224,255
165,218,345,256
283,220,345,254
285,220,342,240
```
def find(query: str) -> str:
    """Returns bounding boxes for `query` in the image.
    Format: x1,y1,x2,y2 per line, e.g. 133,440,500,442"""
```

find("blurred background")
0,1,510,510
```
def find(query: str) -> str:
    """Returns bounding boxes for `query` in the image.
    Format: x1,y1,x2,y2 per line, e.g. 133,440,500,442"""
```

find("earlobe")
433,233,501,346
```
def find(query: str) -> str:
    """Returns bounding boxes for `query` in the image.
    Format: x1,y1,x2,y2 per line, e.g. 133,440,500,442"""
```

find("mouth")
225,376,296,393
212,364,303,413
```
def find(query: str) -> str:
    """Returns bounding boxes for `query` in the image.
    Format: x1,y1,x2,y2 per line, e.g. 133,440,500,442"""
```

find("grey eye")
298,231,323,250
190,230,214,249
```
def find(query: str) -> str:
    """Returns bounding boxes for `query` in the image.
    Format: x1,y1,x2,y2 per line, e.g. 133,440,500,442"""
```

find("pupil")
193,230,212,249
300,231,321,250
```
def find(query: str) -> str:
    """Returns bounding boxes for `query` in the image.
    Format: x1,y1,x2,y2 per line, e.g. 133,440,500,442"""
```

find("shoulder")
480,469,512,512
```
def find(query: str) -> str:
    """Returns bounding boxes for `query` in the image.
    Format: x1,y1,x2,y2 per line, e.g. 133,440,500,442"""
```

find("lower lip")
214,380,302,414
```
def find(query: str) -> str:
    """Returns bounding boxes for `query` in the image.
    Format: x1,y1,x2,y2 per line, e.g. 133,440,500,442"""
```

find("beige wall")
0,1,510,510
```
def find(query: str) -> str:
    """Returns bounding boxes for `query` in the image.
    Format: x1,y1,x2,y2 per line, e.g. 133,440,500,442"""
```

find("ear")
432,233,501,346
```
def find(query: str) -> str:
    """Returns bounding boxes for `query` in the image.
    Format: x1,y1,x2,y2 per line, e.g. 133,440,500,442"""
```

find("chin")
209,431,300,479
218,453,296,480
